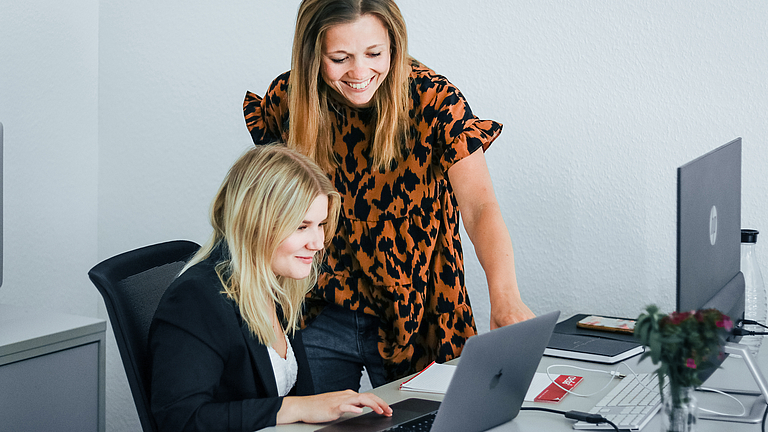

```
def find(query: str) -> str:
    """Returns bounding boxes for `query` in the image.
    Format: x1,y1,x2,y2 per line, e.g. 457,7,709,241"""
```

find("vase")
661,386,697,432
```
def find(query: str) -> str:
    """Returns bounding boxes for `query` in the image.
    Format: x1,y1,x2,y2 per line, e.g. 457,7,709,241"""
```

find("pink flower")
686,358,697,369
669,311,692,325
716,318,733,331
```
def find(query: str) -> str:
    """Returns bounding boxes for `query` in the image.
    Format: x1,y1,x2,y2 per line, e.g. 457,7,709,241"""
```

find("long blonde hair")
184,144,341,345
289,0,411,172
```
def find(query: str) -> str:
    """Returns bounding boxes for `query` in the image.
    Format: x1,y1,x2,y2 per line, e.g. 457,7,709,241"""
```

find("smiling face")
320,14,391,109
271,194,328,280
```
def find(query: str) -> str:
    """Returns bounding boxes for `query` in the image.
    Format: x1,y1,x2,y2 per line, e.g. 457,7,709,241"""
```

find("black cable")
603,418,620,431
734,318,766,336
732,328,768,336
762,400,767,432
736,319,768,335
733,320,768,432
741,319,768,331
520,407,619,432
520,406,566,415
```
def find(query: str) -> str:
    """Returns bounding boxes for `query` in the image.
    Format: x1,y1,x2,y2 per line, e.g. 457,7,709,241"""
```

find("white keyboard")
573,373,668,431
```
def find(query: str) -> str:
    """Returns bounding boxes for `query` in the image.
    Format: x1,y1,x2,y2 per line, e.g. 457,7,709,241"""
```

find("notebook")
316,310,560,432
544,314,644,364
544,333,644,364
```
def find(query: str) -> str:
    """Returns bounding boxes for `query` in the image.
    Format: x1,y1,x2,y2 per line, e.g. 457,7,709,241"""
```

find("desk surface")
0,304,106,360
260,344,768,432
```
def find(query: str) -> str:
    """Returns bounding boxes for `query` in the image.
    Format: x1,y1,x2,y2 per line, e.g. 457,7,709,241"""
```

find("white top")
267,333,298,396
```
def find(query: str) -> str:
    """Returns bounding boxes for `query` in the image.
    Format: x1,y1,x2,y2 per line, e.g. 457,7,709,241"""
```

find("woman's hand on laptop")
277,390,393,424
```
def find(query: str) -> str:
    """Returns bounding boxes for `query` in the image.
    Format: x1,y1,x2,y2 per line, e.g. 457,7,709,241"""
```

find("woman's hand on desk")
490,292,536,329
277,390,393,424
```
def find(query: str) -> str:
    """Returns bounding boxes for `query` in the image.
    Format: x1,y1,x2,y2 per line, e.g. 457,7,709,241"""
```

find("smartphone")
576,315,636,334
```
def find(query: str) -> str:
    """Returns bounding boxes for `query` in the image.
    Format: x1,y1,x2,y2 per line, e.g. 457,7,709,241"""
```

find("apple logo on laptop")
709,205,718,246
489,368,503,389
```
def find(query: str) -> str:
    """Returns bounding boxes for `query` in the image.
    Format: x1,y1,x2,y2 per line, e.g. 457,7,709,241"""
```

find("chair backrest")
88,240,200,432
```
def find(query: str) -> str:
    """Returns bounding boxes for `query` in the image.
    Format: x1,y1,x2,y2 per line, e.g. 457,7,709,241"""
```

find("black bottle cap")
742,229,760,244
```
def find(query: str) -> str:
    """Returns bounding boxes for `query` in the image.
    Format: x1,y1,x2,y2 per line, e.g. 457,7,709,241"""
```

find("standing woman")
243,0,535,391
149,145,391,432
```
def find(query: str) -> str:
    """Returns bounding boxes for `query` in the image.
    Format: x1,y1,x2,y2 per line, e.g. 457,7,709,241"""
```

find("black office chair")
88,240,200,432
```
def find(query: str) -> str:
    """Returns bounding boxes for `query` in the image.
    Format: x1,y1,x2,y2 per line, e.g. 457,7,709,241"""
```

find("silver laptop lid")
432,310,560,432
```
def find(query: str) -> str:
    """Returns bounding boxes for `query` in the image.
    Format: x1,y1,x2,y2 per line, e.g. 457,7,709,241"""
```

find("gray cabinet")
0,304,106,432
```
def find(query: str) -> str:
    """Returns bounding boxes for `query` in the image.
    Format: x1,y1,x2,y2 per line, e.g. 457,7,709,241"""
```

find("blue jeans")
300,304,389,392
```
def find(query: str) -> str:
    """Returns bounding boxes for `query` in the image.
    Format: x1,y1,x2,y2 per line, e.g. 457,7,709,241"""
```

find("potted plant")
634,305,733,432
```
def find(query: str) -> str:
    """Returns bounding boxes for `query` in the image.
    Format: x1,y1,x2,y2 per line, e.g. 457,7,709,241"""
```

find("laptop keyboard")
574,373,668,431
383,411,438,431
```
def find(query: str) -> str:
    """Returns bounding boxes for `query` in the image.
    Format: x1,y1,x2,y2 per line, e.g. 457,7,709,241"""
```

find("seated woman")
148,145,392,432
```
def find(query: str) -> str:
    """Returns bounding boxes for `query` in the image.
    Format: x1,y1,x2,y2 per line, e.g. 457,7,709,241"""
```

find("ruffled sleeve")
243,71,291,145
438,115,502,175
409,64,503,175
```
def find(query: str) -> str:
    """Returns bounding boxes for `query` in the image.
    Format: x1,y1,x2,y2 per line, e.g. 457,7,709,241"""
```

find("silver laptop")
317,310,560,432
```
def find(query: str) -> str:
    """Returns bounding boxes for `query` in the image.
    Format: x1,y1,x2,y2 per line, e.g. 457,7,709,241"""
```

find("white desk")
259,342,768,431
0,304,106,432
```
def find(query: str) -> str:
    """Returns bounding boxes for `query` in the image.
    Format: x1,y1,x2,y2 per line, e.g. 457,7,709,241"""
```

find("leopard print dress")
243,61,502,380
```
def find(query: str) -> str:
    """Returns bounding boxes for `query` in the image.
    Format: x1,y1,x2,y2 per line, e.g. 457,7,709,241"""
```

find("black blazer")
148,253,314,432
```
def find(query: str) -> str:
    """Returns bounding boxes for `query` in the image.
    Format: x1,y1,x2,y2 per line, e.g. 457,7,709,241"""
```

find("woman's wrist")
276,396,302,424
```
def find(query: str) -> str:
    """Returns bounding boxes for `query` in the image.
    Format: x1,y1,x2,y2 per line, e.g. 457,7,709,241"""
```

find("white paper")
399,363,457,394
400,365,575,402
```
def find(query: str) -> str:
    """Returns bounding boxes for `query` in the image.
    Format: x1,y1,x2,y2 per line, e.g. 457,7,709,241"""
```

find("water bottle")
741,229,767,357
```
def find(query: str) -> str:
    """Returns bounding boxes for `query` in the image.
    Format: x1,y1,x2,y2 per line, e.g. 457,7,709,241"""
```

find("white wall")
3,1,768,431
0,2,100,315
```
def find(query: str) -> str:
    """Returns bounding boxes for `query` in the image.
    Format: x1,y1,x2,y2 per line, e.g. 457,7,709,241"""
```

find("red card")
534,375,583,403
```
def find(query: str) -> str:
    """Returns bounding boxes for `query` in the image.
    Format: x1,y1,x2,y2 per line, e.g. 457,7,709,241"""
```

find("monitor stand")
698,342,768,423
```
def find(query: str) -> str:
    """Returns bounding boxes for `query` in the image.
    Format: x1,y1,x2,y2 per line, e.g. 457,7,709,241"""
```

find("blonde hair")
184,144,341,345
289,0,411,172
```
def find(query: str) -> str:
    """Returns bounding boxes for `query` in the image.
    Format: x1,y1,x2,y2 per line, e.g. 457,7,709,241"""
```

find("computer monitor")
677,138,768,423
676,137,744,329
676,136,744,388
